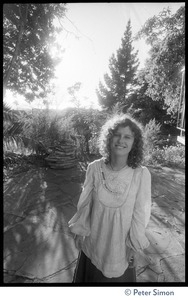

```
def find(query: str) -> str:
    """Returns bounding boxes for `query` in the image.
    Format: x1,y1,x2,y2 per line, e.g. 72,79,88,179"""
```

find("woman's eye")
114,134,131,139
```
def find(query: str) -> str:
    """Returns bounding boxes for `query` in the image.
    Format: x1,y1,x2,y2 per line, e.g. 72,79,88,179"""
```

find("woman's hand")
140,246,155,265
126,246,155,267
126,247,138,267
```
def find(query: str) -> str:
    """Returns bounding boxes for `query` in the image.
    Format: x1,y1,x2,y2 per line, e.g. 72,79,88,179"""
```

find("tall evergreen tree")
96,20,139,111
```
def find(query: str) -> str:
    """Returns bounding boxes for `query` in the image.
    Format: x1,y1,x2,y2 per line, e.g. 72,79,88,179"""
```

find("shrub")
3,103,26,153
66,108,108,158
162,144,185,168
143,118,162,156
18,109,76,155
144,144,185,168
89,133,100,156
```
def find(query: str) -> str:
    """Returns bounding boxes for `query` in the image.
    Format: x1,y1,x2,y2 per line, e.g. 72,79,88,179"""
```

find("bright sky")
5,2,184,111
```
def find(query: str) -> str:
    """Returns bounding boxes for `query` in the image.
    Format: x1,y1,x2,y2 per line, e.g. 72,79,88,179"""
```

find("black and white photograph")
3,2,185,292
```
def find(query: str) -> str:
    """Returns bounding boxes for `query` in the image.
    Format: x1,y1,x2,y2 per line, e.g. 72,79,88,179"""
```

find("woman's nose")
118,136,124,143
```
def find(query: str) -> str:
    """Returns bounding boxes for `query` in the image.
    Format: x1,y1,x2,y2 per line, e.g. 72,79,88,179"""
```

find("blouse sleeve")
68,163,94,237
126,167,151,252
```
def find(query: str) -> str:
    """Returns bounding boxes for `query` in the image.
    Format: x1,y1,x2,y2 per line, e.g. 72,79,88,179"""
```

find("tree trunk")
3,4,28,99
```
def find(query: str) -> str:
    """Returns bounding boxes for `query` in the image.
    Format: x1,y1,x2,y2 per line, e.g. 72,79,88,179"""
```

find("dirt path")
3,164,185,283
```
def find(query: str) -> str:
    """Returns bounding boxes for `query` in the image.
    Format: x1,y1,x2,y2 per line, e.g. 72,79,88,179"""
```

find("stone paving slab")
136,166,185,282
3,164,185,283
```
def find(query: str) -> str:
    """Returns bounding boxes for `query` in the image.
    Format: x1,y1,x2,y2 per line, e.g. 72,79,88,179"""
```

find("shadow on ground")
4,165,85,283
3,164,185,283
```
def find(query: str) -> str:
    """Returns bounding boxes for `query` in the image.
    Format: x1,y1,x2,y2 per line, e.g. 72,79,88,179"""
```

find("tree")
96,20,139,111
135,6,185,115
3,3,66,101
128,69,171,126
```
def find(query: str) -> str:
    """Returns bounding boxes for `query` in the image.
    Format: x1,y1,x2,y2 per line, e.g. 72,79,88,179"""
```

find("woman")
68,113,153,283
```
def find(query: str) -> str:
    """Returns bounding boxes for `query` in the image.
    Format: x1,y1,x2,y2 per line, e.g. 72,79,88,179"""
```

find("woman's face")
110,126,135,157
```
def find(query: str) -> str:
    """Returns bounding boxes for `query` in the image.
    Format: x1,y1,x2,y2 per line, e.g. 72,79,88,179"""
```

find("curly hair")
98,113,144,169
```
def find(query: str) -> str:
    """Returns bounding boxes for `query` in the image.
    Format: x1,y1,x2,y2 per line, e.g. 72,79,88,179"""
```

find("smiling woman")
68,113,153,283
110,126,135,169
98,114,144,169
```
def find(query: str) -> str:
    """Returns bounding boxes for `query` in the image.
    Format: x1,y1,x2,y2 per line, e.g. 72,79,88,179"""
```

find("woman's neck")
109,155,128,171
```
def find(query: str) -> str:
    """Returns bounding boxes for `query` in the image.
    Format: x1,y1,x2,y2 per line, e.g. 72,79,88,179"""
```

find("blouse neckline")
101,159,129,173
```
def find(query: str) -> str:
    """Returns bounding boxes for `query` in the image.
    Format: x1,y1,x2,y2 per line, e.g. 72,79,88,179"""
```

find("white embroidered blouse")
68,158,151,278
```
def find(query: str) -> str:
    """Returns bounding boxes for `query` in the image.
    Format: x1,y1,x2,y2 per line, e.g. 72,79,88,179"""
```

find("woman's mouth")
116,145,126,149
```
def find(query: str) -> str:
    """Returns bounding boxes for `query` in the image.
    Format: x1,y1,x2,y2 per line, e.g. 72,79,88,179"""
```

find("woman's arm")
126,167,152,252
68,163,94,237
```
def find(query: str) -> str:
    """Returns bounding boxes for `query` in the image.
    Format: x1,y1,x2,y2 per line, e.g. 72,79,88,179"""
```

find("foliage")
3,103,32,183
3,3,66,100
143,118,163,156
96,20,139,111
11,107,105,161
19,109,70,154
3,102,26,151
66,84,107,158
64,108,107,157
135,6,185,115
162,144,185,167
142,118,185,168
144,144,185,168
128,69,171,126
4,106,107,164
3,102,19,123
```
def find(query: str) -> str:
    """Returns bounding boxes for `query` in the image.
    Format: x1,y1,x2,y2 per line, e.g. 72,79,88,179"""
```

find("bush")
162,144,185,168
144,144,185,168
20,109,75,154
66,108,108,158
89,133,100,156
143,118,162,156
